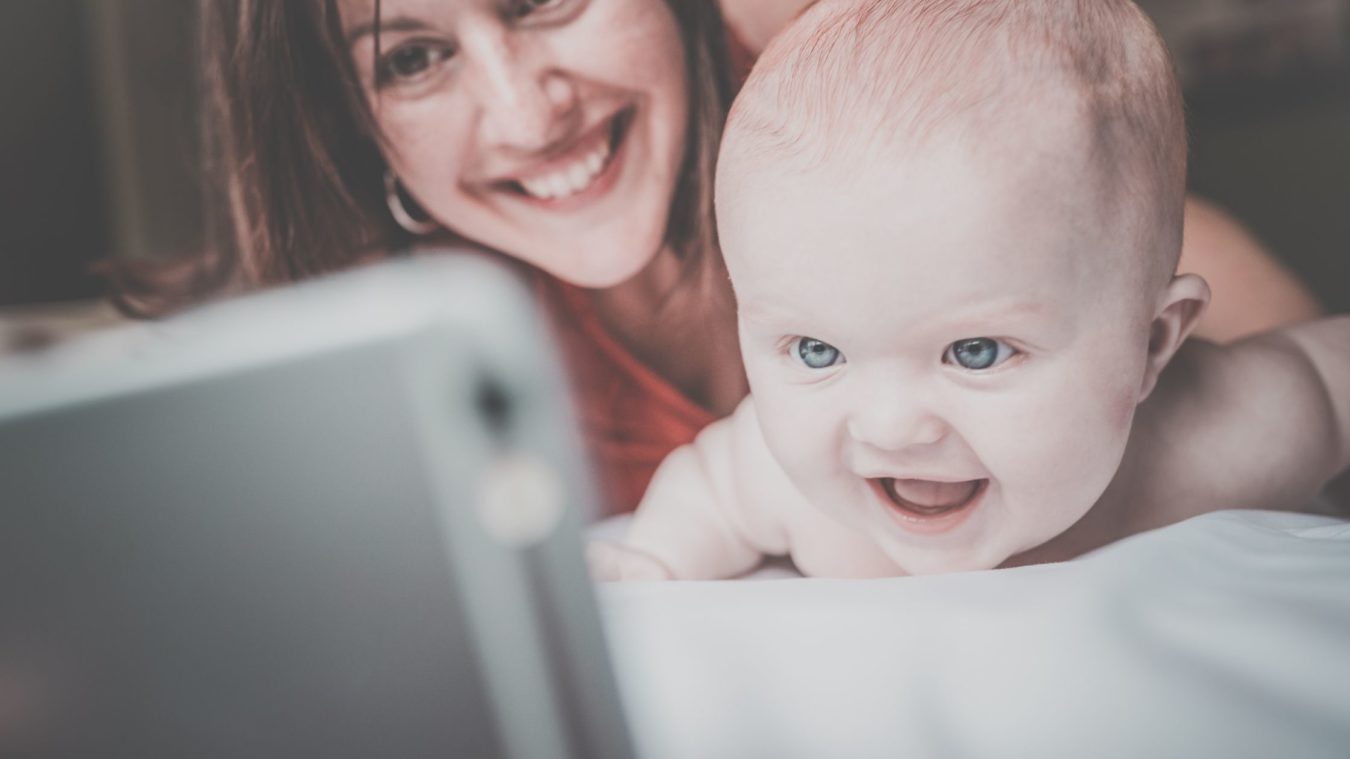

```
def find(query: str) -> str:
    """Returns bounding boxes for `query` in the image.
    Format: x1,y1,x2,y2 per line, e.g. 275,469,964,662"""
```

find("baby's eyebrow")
944,300,1047,322
737,300,806,330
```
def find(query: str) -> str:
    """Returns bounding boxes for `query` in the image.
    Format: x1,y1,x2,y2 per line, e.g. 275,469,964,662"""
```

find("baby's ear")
1139,273,1211,400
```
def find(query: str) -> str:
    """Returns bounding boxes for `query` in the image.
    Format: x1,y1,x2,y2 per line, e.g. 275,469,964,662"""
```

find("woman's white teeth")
520,139,612,200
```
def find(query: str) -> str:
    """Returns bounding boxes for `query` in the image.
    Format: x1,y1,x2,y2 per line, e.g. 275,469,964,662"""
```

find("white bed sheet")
594,511,1350,758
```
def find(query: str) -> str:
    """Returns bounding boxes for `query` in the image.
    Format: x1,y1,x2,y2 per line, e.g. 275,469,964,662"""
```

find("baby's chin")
873,537,1014,576
871,517,1079,575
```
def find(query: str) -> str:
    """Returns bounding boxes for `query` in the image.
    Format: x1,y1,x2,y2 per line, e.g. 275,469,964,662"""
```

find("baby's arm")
590,398,794,581
1126,315,1350,529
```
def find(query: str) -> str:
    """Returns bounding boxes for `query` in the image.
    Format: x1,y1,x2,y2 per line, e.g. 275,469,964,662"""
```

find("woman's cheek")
557,0,684,88
378,98,468,186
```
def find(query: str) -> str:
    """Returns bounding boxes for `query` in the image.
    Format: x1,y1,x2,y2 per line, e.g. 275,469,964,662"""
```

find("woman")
115,0,1319,514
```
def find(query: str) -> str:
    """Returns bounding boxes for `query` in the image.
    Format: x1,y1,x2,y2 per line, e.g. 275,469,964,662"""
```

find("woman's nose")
846,385,949,453
460,22,578,150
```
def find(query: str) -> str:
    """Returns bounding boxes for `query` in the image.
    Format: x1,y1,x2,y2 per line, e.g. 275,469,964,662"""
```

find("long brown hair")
109,0,736,317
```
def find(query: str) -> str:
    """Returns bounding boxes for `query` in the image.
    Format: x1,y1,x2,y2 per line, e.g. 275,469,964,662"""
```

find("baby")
592,0,1350,579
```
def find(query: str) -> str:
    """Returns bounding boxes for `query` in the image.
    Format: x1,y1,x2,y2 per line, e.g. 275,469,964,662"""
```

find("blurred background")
0,0,1346,313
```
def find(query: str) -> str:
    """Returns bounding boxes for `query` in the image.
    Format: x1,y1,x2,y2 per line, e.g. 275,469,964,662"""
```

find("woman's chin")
539,238,672,291
540,259,652,290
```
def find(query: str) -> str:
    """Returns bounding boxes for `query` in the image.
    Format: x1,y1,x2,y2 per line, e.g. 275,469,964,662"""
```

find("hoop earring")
384,170,440,235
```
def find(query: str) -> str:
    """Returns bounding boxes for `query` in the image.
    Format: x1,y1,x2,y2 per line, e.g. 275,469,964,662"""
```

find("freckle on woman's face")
341,0,690,288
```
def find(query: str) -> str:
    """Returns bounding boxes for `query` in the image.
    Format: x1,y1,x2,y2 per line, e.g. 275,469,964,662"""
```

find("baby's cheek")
989,386,1123,477
755,397,851,502
1078,362,1145,437
1107,383,1141,431
1053,382,1140,491
1086,334,1150,429
752,396,820,467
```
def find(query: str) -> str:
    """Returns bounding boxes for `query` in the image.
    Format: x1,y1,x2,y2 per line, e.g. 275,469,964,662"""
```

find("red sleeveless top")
536,277,719,516
533,26,755,515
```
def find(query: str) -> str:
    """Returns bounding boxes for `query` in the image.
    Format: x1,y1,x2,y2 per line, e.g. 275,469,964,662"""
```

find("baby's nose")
847,390,948,452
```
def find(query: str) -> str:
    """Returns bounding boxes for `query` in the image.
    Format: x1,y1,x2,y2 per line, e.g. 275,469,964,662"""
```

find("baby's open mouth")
878,477,987,519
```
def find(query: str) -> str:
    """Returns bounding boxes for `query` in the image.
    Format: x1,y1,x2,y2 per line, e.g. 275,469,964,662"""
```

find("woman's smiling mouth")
518,137,610,200
497,106,634,207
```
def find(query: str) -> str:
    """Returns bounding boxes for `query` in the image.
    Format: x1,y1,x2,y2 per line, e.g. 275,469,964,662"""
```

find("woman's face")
339,0,690,288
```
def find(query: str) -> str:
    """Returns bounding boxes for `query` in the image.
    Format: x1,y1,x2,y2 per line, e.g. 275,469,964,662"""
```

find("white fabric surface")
595,511,1350,758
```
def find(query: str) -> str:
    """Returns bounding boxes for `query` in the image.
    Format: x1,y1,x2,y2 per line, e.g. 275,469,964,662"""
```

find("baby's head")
717,0,1210,572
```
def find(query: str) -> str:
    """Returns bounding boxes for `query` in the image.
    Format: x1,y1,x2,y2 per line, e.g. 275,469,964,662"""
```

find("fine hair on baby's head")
721,0,1187,289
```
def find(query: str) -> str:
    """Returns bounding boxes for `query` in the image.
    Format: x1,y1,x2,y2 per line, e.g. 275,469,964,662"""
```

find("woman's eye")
944,337,1016,371
793,337,845,370
512,0,564,18
378,41,453,85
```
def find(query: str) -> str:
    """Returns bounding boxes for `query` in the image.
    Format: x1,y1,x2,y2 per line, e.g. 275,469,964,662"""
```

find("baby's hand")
586,540,675,582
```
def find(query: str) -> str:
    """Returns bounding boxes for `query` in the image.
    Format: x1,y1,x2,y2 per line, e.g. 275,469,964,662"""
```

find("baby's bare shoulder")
1120,335,1338,526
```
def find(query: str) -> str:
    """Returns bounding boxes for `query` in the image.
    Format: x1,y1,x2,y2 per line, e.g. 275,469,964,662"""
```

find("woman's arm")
1180,196,1322,343
718,0,817,53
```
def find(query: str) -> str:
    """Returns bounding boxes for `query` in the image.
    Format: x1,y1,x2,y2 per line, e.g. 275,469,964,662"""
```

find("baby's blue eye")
945,337,1014,371
794,337,844,369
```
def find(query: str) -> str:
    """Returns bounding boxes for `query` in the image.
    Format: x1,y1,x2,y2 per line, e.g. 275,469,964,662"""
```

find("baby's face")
719,142,1158,573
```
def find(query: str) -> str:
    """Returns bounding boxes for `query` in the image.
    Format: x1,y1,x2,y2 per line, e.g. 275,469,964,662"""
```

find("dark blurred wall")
1139,0,1350,312
87,0,204,267
0,0,109,306
1189,93,1350,313
0,0,200,308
